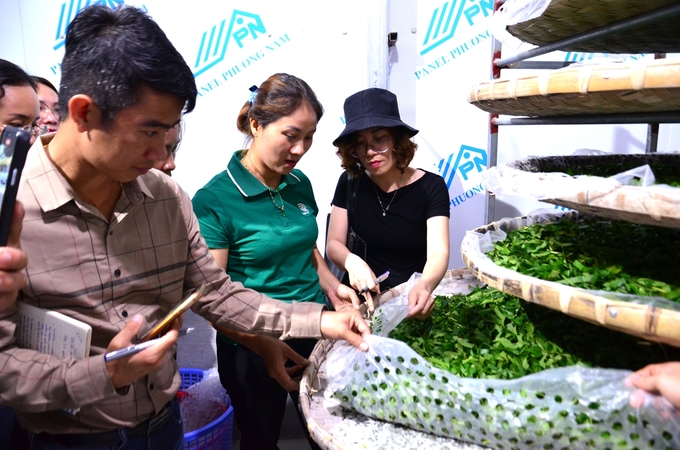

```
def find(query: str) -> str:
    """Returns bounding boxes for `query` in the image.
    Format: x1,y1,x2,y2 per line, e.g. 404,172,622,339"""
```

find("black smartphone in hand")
0,126,31,246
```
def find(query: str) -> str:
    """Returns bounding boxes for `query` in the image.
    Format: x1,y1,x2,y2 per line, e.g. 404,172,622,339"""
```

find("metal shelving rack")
484,1,680,223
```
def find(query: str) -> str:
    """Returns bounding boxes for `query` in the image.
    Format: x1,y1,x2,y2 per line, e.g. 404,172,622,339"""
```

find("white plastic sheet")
324,274,680,449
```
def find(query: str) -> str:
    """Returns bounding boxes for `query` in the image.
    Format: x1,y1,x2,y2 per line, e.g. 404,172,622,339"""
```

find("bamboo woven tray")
510,153,680,228
461,212,680,347
299,269,486,450
503,0,680,54
468,58,680,116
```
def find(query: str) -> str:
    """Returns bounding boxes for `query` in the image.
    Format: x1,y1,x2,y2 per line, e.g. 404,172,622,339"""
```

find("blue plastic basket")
180,368,233,450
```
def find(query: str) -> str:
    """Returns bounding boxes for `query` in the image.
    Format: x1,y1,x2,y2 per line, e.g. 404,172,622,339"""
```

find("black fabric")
333,88,418,146
324,173,365,283
332,170,450,289
217,337,321,450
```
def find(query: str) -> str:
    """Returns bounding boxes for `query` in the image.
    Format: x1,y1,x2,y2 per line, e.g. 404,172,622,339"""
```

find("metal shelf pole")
494,3,680,67
492,111,680,126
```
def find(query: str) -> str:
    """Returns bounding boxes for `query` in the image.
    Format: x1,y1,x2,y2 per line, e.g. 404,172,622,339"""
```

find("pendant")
382,212,386,216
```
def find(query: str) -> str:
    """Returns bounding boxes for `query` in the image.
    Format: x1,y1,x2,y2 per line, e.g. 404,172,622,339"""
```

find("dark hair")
0,59,37,102
32,76,59,95
236,73,324,141
59,4,197,125
336,126,417,176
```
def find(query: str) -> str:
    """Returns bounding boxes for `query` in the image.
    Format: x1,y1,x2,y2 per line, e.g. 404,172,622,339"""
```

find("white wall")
2,0,678,270
0,0,374,255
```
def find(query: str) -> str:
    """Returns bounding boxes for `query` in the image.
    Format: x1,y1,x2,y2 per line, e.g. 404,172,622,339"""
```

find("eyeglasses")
348,135,392,158
39,101,61,121
0,123,41,139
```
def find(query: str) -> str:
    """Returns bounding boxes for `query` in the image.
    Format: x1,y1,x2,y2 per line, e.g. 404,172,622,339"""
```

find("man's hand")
627,362,680,410
0,202,28,314
247,335,310,392
105,314,181,389
320,309,370,351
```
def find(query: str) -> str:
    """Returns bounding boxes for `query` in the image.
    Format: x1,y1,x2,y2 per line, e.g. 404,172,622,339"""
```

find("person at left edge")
0,59,40,450
0,5,370,450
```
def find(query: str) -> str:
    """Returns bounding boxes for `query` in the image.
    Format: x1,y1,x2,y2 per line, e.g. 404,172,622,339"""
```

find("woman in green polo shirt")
192,73,359,450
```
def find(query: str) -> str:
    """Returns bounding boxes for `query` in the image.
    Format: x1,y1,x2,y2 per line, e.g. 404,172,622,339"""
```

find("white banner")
3,0,679,271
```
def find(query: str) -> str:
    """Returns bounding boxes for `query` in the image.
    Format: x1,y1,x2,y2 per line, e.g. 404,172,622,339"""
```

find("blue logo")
421,0,493,56
438,145,487,189
54,0,133,50
193,10,266,78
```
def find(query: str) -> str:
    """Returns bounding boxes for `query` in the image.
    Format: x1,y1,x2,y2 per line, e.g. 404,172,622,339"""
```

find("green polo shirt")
192,151,326,331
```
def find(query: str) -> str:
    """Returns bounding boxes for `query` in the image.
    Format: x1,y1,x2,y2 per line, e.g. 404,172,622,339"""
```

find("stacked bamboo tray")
500,0,680,54
509,153,680,228
468,58,680,117
460,211,680,347
466,0,680,346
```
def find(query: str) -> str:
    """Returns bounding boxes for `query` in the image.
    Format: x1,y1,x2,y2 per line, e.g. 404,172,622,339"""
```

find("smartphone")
137,283,208,343
0,126,31,246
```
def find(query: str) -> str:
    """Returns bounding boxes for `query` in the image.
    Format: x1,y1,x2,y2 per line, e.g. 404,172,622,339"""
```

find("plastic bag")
480,162,618,201
480,155,671,202
179,368,230,433
324,275,680,449
489,0,552,49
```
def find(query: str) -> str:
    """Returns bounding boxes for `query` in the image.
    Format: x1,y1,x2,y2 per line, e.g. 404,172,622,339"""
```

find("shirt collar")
225,150,300,197
25,135,153,213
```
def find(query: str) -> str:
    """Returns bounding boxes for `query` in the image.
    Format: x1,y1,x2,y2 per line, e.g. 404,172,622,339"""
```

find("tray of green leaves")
462,210,680,346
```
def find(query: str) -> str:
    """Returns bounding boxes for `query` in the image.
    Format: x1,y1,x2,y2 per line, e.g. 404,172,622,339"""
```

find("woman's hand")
345,253,378,312
209,321,309,392
331,283,362,311
247,335,310,392
406,281,435,320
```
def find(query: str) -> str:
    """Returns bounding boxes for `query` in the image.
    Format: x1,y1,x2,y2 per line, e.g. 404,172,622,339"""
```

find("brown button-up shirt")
0,137,324,433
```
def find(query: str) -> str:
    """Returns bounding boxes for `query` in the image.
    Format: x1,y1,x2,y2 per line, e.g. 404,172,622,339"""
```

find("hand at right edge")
627,362,680,410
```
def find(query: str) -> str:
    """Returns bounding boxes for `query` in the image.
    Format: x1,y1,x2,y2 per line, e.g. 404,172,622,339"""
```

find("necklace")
267,188,285,216
242,155,285,216
372,182,398,216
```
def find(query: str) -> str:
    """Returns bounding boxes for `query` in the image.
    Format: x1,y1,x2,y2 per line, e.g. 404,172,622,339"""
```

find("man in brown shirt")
0,5,369,449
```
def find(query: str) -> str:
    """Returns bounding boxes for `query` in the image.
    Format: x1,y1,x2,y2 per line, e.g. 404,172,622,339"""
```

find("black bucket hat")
333,88,418,146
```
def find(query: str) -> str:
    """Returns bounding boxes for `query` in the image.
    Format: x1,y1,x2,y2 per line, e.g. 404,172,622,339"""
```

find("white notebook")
16,302,92,360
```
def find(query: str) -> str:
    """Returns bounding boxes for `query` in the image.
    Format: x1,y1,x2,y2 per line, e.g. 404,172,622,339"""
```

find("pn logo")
420,0,493,56
193,10,266,78
421,0,468,56
54,0,129,50
438,145,487,189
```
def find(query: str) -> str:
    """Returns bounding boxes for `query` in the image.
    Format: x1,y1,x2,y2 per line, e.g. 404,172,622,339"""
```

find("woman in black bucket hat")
326,87,451,319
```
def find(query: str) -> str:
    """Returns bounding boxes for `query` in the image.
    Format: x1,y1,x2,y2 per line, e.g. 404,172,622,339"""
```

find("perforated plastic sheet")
324,275,680,449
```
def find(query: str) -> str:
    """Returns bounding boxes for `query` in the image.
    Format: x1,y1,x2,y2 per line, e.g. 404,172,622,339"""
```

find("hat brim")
333,116,418,146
